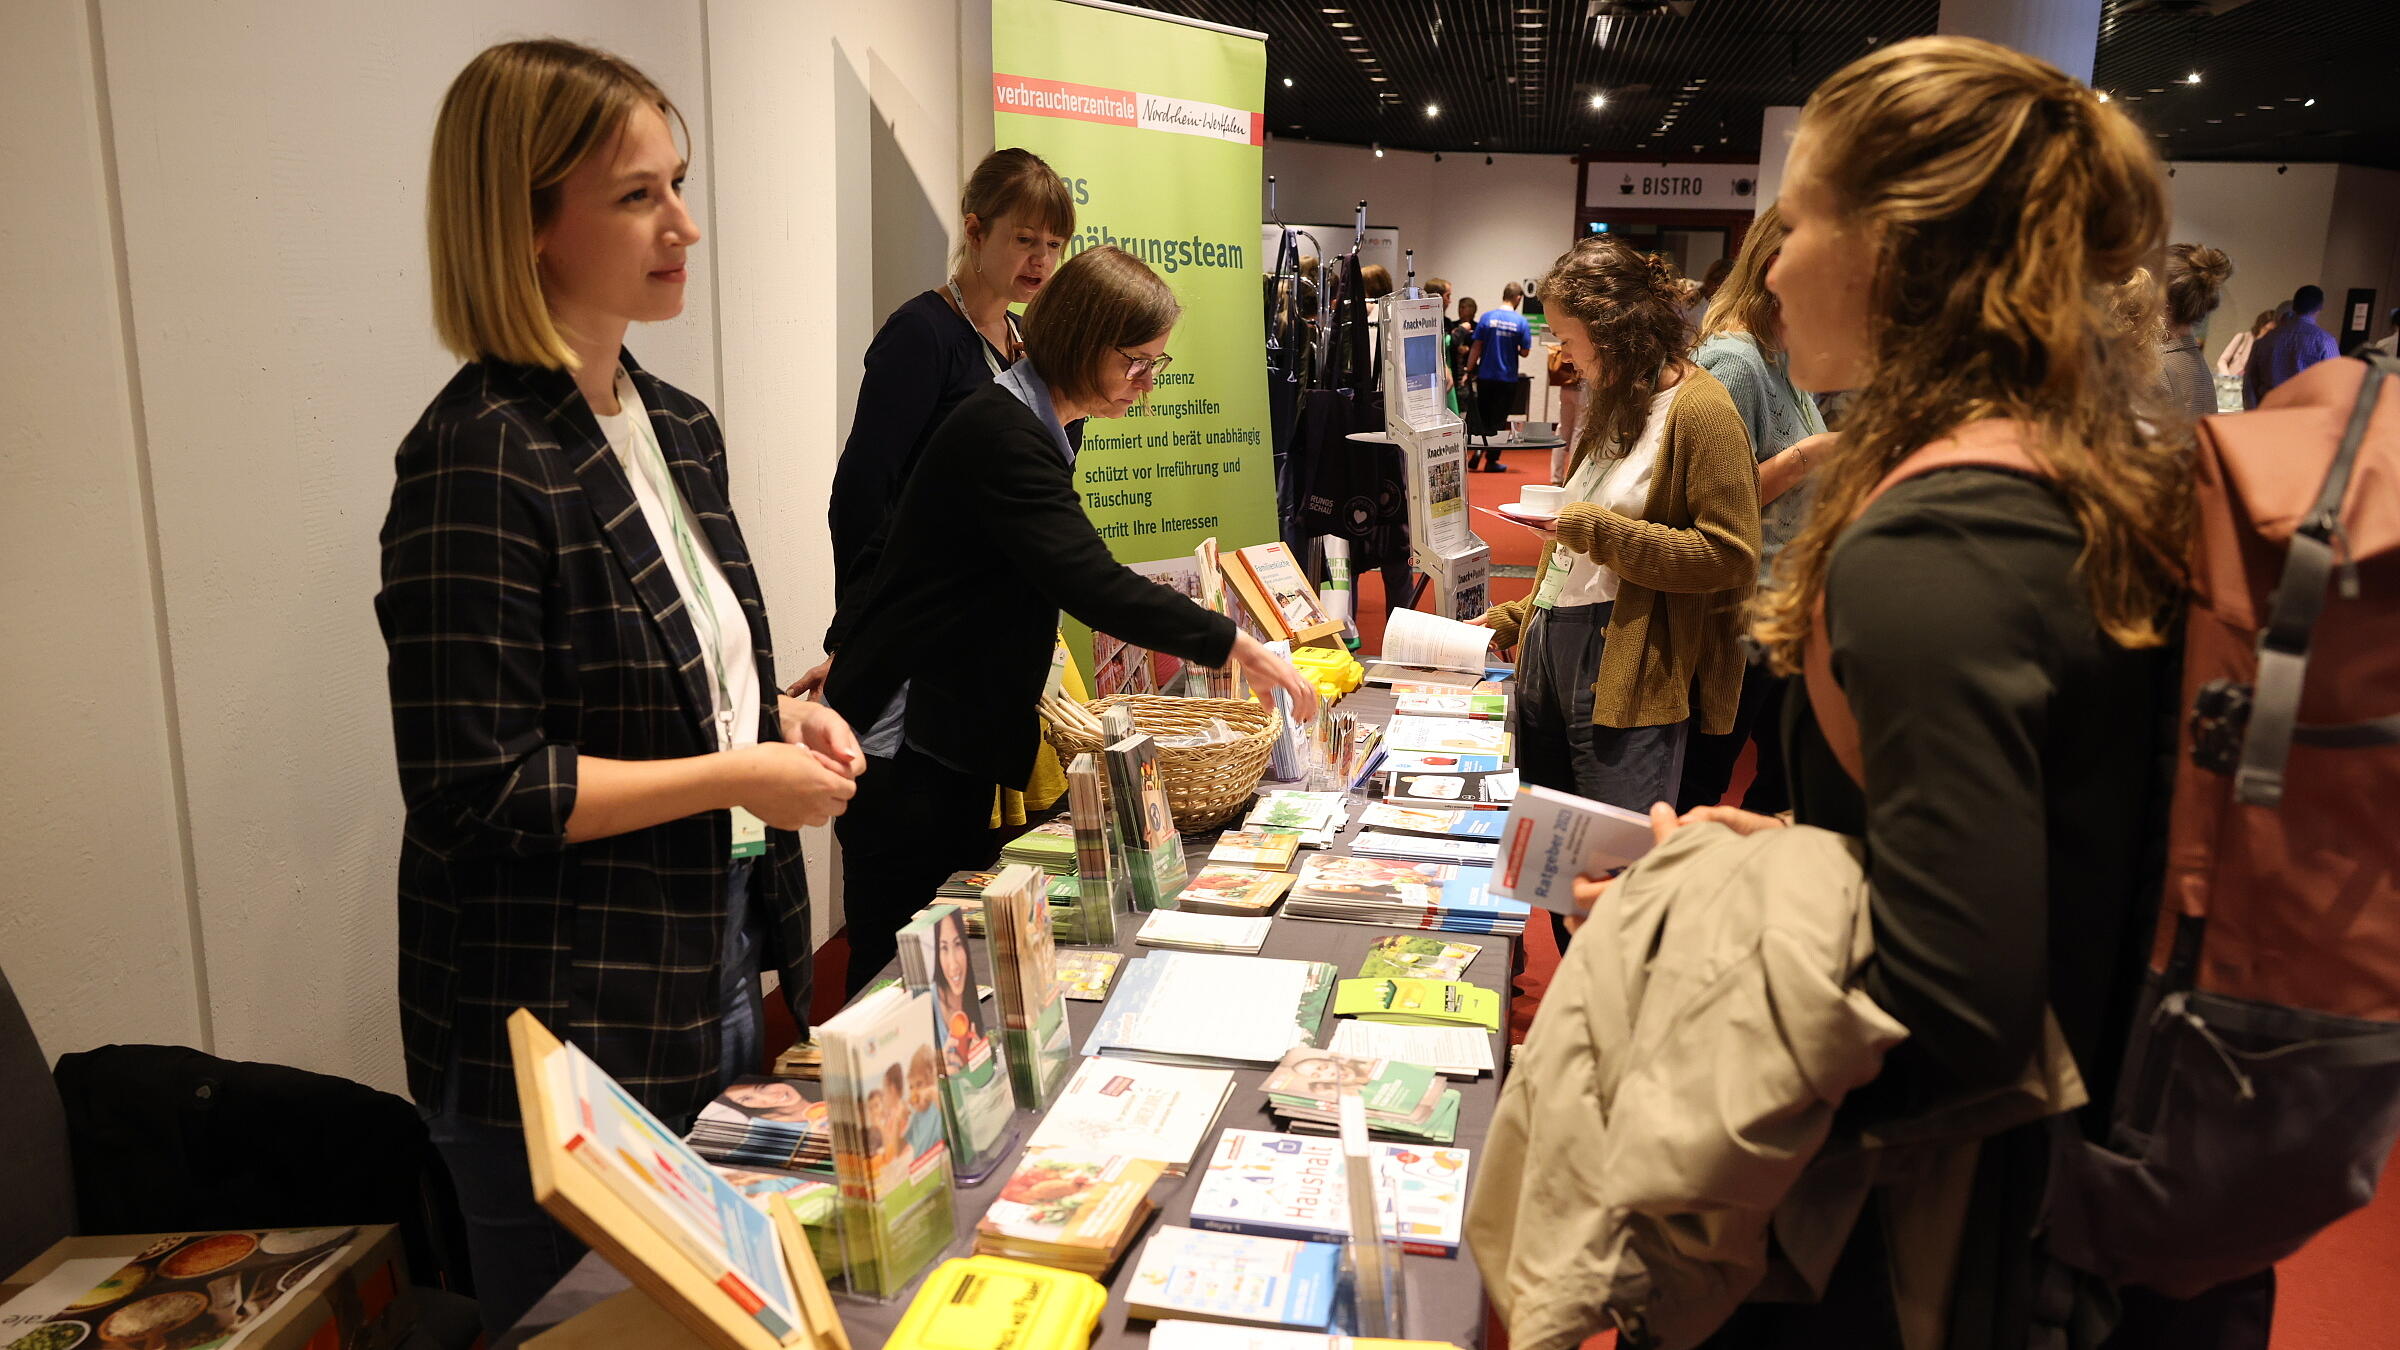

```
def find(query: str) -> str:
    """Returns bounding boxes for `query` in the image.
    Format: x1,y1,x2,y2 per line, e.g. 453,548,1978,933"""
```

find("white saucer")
1494,501,1561,525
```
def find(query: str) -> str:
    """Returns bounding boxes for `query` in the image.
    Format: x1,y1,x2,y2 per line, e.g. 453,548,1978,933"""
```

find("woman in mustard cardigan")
1478,238,1759,921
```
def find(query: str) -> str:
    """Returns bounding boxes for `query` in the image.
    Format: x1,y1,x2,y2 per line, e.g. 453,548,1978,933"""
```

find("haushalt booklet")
816,984,959,1298
1106,733,1190,910
1023,1057,1239,1175
894,905,1017,1182
1356,803,1507,841
1186,1128,1472,1257
986,864,1078,1110
1066,752,1127,943
1125,1225,1343,1330
1490,783,1658,914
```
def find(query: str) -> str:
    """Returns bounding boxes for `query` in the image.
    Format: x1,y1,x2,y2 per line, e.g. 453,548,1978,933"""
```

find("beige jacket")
1464,823,2084,1350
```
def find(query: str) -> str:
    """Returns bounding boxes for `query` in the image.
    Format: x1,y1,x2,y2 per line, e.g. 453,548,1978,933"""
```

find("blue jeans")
426,860,761,1338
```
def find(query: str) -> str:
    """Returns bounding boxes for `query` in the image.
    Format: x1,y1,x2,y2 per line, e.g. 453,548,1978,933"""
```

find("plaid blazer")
376,350,810,1127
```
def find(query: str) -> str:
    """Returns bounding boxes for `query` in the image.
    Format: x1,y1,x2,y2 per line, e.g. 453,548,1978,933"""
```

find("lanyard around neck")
616,369,739,752
947,279,1019,375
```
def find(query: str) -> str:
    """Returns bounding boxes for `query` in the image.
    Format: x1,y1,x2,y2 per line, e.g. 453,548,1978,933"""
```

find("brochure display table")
498,688,1511,1350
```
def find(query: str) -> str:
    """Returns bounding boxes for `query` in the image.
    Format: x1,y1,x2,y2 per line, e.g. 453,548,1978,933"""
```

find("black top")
827,289,1010,597
824,381,1239,787
1789,469,2170,1123
376,351,812,1126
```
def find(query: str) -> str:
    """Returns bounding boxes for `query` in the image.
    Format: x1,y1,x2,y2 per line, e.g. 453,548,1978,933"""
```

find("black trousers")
1676,658,1791,815
833,744,1001,997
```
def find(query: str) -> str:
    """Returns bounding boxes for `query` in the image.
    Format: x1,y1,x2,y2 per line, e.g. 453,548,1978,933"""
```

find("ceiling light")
1425,103,1440,118
1373,142,1384,157
1519,19,1543,27
1370,75,1387,82
2305,97,2317,107
1330,19,1353,27
2206,117,2223,124
2185,71,2202,84
1590,93,1607,109
2096,90,2110,102
1282,76,1293,87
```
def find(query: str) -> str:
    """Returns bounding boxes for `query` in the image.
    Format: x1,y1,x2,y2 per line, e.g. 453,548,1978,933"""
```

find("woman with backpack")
1634,36,2207,1346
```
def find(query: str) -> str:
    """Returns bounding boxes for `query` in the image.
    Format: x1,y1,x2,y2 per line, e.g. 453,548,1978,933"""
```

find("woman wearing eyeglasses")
821,245,1318,993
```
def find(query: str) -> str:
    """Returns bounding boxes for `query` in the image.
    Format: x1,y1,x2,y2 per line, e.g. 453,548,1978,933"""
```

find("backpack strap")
2235,351,2400,806
1804,423,2052,785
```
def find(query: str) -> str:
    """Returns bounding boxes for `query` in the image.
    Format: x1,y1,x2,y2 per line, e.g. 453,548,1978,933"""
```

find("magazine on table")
1023,1057,1239,1175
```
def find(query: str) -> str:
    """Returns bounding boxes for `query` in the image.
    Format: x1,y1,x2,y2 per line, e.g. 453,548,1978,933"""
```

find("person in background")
1450,293,1481,420
821,246,1317,993
380,40,862,1335
2215,308,2276,379
1474,236,1760,951
2244,283,2338,407
1675,203,1836,815
1359,262,1394,299
1466,281,1535,469
2160,243,2233,420
823,149,1073,597
1424,276,1457,406
2367,305,2400,358
1652,35,2209,1345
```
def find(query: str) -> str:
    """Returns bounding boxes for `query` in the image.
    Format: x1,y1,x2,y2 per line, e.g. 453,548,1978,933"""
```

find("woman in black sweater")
1615,37,2201,1347
822,246,1316,991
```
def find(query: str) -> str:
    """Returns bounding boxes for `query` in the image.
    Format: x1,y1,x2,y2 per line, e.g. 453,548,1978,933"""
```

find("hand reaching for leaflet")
1229,630,1320,723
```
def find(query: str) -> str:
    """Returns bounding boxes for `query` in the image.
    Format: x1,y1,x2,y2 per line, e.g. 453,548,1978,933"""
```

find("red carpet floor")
785,443,2398,1348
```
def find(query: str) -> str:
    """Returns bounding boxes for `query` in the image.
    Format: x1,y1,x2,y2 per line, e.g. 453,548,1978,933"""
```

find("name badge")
729,805,768,859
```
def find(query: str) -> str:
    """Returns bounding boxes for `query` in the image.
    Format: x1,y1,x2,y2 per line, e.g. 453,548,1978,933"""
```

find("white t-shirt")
1537,384,1680,609
592,368,760,751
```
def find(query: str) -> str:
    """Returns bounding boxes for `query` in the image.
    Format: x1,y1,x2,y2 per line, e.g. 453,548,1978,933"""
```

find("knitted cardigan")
1479,368,1760,734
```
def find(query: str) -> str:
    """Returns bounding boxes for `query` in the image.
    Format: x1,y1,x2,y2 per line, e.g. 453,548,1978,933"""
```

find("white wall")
1262,140,1579,316
2,0,206,1057
4,0,982,1088
2164,161,2339,353
2325,165,2400,345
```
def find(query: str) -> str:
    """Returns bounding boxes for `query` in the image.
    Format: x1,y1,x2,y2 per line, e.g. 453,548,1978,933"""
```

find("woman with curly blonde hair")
1661,34,2211,1348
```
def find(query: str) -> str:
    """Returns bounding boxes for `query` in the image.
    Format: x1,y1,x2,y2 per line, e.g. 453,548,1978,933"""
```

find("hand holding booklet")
1489,784,1660,915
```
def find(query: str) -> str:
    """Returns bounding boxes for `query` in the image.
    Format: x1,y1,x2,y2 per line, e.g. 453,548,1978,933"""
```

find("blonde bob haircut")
1751,36,2188,675
428,40,687,370
1698,201,1789,360
1021,245,1181,408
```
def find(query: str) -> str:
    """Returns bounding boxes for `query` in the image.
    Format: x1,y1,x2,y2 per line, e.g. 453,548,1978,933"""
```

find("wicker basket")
1047,694,1282,832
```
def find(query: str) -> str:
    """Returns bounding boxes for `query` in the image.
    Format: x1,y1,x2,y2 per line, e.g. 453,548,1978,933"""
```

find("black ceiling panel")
1134,0,2400,168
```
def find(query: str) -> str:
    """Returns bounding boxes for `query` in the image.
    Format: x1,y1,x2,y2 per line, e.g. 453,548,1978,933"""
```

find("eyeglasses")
1118,347,1174,379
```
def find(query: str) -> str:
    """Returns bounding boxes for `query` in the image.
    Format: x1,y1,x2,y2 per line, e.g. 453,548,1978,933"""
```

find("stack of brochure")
685,1077,834,1174
1187,1127,1472,1257
1259,1046,1460,1144
1082,952,1335,1069
1328,1021,1496,1078
987,864,1077,1109
1242,790,1352,847
1000,817,1081,875
894,904,1017,1181
1333,977,1504,1033
1349,832,1501,866
1285,855,1528,936
1171,865,1296,916
1136,909,1273,954
816,984,960,1297
1357,803,1507,841
974,1150,1164,1277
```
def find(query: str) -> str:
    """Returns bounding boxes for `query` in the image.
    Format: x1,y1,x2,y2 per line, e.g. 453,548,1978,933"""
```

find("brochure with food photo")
0,1228,366,1350
1173,865,1297,916
1206,830,1303,872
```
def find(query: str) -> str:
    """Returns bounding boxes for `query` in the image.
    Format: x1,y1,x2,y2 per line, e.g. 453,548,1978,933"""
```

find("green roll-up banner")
992,0,1276,686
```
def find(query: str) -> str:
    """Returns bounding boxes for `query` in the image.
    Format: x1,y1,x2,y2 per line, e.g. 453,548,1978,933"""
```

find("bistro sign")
1581,162,1763,212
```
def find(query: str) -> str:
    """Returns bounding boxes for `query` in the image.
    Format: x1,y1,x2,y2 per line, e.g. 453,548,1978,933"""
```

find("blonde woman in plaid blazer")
377,43,860,1334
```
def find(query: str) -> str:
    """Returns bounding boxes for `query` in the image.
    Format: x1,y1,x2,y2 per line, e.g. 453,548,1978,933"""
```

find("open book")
1365,608,1496,685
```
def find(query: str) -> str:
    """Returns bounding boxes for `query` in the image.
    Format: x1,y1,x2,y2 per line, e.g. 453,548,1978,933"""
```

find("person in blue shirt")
2243,283,2339,408
1466,282,1535,469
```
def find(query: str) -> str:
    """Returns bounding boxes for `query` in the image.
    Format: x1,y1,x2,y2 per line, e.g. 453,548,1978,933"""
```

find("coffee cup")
1518,485,1566,515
